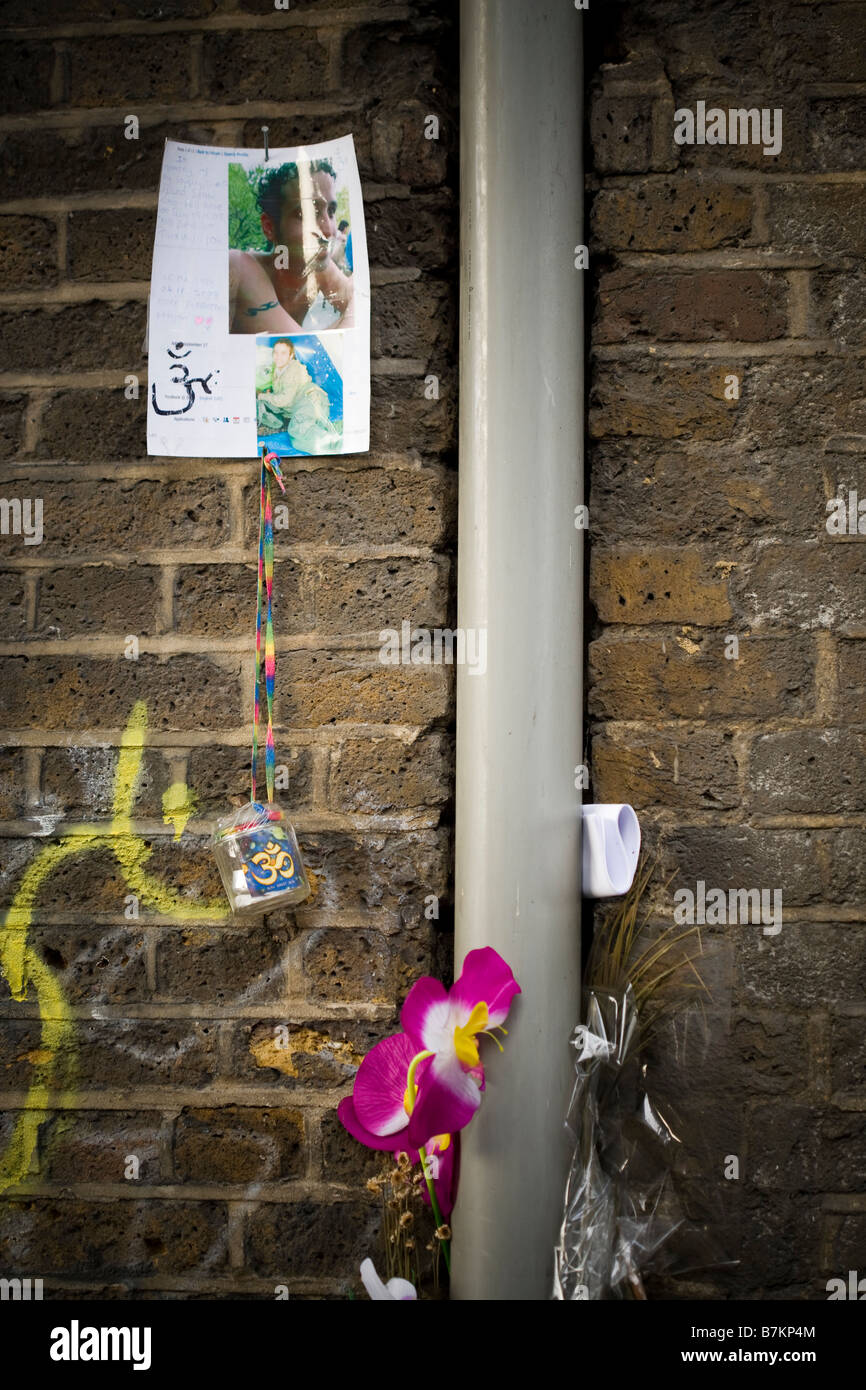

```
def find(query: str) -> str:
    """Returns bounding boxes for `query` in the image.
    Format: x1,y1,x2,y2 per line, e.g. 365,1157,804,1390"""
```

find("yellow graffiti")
0,701,229,1192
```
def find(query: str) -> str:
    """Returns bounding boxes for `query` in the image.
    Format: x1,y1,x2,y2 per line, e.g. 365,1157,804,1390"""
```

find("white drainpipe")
452,0,585,1299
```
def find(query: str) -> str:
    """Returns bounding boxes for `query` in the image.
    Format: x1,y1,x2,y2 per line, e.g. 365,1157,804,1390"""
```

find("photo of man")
229,159,355,335
256,335,343,457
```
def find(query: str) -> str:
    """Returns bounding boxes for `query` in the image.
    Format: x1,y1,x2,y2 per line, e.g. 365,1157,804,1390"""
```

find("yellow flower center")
453,1001,489,1068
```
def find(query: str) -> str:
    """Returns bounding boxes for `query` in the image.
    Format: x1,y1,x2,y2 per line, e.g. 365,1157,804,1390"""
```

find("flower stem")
405,1049,452,1277
419,1144,451,1275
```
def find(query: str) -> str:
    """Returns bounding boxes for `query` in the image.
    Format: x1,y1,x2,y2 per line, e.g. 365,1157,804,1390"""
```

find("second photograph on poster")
255,333,343,457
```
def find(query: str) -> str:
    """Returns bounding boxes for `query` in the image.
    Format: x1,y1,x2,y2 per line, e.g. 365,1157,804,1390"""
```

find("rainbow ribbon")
251,448,286,805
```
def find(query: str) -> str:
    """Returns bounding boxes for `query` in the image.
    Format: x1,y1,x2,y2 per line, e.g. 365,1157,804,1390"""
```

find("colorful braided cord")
251,448,286,804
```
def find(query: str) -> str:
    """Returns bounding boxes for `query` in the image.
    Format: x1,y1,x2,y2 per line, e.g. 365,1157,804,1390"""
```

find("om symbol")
244,840,296,888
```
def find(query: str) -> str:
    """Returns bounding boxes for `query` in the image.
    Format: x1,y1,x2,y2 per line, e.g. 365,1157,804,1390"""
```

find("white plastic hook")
581,803,641,898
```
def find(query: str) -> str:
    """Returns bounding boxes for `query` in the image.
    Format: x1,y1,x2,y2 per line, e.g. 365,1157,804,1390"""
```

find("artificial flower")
359,1258,416,1301
337,1032,458,1215
400,946,521,1148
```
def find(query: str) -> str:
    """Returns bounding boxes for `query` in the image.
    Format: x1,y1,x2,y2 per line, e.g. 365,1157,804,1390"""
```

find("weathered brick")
327,731,452,814
0,747,27,819
831,1014,866,1093
370,100,451,187
202,30,331,102
246,1198,379,1280
66,35,191,105
5,923,150,1005
739,359,866,447
767,183,866,259
0,0,216,17
0,304,143,373
278,828,450,919
0,395,25,457
591,546,732,624
40,745,168,819
0,570,27,639
589,361,742,441
303,921,435,1005
731,540,866,632
174,1105,304,1183
589,440,825,543
20,479,229,557
735,924,866,1010
594,267,788,343
812,269,866,348
174,562,311,638
0,842,123,914
0,1017,217,1088
0,1199,227,1275
37,390,146,462
773,2,866,83
374,374,456,455
39,1111,162,1184
321,1108,383,1184
591,726,740,810
2,41,53,114
366,193,456,269
824,1212,866,1274
144,835,225,905
67,208,157,283
371,278,454,359
591,179,754,252
806,97,866,174
663,826,824,906
154,925,290,1004
737,1192,824,1292
749,1104,866,1191
186,743,313,816
303,928,394,1005
36,565,161,637
590,94,655,175
588,631,815,720
342,21,454,99
314,556,450,634
275,649,451,727
838,639,866,703
748,730,866,813
248,465,455,548
826,828,866,905
0,122,238,201
0,216,57,289
0,654,242,731
229,1018,377,1091
695,1012,809,1096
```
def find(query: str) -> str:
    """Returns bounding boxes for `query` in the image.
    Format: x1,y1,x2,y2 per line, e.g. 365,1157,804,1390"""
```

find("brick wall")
0,0,457,1297
587,1,866,1297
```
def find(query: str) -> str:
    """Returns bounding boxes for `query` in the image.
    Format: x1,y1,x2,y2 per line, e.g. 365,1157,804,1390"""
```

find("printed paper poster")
148,136,369,458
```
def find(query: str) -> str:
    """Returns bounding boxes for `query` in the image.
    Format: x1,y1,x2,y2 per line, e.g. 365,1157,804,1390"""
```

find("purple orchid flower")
400,946,521,1149
337,1031,458,1215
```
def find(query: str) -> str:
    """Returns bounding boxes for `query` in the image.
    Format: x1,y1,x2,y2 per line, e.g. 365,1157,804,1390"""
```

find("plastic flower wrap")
553,857,733,1300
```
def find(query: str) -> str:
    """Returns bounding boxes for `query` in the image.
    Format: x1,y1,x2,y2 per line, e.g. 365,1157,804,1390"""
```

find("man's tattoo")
246,301,279,316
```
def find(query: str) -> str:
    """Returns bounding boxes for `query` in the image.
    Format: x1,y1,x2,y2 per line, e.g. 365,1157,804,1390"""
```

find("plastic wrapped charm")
213,801,309,915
